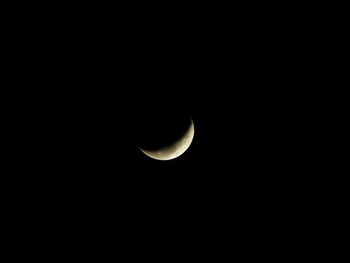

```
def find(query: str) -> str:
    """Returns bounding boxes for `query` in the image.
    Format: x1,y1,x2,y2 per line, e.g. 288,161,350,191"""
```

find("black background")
2,0,350,262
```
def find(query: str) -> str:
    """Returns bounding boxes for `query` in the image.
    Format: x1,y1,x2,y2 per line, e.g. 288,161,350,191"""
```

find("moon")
139,118,195,161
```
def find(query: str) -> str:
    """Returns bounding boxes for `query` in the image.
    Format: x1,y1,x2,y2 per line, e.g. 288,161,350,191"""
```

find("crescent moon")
139,119,195,161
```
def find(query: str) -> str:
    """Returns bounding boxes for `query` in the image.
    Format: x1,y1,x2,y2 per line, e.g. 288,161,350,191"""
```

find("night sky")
2,0,350,262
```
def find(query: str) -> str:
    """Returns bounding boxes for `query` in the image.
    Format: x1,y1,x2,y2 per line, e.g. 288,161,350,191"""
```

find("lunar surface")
139,118,195,161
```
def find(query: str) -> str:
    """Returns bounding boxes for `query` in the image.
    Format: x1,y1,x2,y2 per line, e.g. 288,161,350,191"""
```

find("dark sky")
2,0,350,262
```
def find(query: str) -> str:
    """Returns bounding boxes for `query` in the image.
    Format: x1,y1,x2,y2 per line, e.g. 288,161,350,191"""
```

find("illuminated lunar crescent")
139,119,195,161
